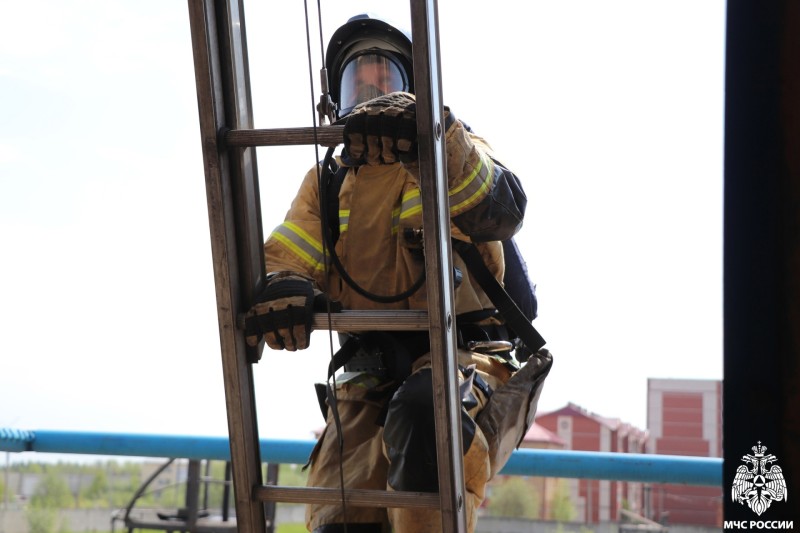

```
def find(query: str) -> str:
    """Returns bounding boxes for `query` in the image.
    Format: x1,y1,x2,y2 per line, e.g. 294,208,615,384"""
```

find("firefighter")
245,13,545,533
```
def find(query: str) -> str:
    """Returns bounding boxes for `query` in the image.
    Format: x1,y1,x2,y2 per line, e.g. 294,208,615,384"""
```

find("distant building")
646,378,722,527
536,403,648,523
520,422,566,451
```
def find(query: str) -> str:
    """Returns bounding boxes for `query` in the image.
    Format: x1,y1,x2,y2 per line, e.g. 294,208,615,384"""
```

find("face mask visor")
338,52,409,117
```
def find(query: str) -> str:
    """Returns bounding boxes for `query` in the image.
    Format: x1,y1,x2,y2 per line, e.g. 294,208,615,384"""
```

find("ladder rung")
225,126,343,147
312,310,429,331
254,485,440,510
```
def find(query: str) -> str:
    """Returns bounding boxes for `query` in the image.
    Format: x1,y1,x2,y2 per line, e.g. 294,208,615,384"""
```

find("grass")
276,524,307,533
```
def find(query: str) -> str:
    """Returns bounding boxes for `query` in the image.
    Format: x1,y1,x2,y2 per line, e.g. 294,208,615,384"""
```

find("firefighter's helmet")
326,13,413,119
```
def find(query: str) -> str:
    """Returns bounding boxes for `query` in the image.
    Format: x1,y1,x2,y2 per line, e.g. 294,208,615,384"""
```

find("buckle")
466,340,513,354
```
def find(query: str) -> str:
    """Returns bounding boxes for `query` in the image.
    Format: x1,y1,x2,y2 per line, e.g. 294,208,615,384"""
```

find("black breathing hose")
318,146,425,304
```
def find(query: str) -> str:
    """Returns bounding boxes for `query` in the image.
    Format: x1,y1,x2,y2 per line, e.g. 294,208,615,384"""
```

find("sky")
0,0,726,462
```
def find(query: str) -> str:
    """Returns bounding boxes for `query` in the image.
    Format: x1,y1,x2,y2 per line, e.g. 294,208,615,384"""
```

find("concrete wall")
0,509,723,533
1,508,114,533
476,517,722,533
476,517,618,533
0,506,306,533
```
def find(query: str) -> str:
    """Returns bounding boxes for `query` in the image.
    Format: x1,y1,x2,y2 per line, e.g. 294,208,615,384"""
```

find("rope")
303,0,349,527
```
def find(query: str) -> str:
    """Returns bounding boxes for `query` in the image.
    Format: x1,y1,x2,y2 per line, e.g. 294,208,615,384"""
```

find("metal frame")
410,1,467,529
187,0,467,531
113,459,236,533
722,0,800,521
187,2,266,533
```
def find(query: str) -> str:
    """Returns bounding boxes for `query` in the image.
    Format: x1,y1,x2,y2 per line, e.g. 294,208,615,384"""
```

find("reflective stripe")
338,157,494,239
270,222,326,271
395,189,422,234
448,153,495,216
388,156,495,224
399,189,422,220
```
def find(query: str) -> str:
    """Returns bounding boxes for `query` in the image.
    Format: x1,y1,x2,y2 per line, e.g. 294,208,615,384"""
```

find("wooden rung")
224,126,343,148
253,485,440,510
312,310,429,331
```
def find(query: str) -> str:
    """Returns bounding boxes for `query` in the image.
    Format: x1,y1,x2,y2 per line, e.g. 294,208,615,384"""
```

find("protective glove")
243,274,339,351
343,91,418,165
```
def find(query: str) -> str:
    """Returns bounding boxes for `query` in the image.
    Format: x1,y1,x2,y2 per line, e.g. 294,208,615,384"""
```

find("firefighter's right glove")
343,91,418,165
244,275,337,351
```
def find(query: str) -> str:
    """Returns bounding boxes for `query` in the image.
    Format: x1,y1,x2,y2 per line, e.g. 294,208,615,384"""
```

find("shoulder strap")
452,239,546,361
326,164,348,246
502,238,538,321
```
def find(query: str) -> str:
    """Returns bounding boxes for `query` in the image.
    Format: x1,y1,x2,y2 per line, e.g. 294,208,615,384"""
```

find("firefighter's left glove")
243,275,338,351
343,91,418,165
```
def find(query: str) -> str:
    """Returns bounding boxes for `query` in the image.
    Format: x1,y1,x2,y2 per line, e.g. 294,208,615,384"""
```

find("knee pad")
383,369,476,492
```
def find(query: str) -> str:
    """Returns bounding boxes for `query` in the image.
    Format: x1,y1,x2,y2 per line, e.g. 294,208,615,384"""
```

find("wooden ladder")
187,1,468,531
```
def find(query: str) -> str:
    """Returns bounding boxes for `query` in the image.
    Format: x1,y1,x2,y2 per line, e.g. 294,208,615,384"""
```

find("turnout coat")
264,117,527,314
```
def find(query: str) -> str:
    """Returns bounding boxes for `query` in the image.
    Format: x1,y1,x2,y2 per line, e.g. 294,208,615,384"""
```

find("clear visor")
339,53,408,115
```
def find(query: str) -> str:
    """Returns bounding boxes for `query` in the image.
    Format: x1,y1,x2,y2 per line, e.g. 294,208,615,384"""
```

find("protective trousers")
305,350,514,533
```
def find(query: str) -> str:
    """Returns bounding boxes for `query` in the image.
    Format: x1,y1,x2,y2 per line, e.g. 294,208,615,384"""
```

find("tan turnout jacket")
264,118,525,314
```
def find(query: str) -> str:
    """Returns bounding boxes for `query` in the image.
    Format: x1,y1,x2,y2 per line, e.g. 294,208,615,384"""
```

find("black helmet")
326,13,414,118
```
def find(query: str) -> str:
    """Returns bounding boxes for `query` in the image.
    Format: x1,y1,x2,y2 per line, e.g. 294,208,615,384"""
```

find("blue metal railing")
0,428,722,486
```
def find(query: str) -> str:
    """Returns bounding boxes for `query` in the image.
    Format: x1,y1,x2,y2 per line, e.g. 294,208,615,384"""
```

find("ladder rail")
187,2,267,533
188,1,468,531
409,1,468,530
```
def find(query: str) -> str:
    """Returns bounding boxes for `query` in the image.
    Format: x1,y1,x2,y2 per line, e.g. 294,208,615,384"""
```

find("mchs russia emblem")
732,442,788,515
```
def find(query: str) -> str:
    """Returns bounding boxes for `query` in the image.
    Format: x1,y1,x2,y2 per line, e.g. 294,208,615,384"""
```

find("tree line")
3,460,308,510
2,460,574,522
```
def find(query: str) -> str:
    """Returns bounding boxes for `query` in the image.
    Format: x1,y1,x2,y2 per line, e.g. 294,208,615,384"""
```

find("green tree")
550,480,576,522
31,471,73,509
277,464,308,487
26,470,72,533
81,469,108,506
26,507,58,533
485,477,540,519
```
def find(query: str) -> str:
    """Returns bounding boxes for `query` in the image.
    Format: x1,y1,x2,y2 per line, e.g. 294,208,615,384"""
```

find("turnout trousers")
305,349,514,533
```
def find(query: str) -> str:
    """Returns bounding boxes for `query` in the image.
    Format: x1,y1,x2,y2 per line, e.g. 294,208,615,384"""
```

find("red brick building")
536,403,648,523
646,378,723,527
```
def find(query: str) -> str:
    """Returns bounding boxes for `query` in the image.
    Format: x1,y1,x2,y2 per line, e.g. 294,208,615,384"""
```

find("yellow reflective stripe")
270,222,326,271
339,209,349,234
448,154,495,215
399,188,422,220
394,189,422,234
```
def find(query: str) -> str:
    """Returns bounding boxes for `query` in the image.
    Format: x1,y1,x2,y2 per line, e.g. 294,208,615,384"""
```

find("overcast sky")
0,0,726,461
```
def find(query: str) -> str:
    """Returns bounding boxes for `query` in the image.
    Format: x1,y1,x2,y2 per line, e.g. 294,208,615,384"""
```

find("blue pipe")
0,430,312,464
0,429,721,486
501,448,721,486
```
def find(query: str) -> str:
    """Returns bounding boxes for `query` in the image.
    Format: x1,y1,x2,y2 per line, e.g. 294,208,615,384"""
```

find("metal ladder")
187,1,467,531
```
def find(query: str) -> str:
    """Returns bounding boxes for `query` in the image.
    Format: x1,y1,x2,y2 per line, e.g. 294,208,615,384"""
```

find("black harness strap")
326,163,348,245
451,239,546,361
314,336,361,421
320,150,425,303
